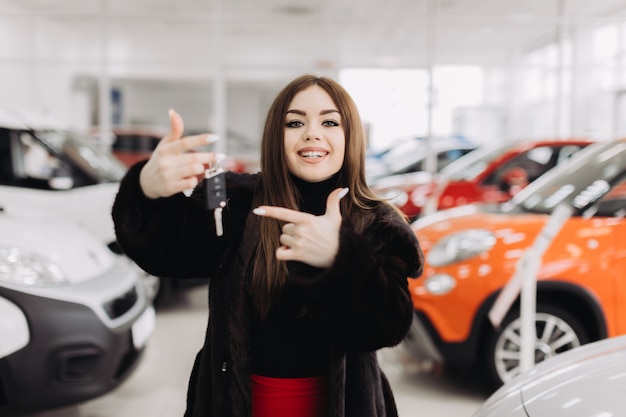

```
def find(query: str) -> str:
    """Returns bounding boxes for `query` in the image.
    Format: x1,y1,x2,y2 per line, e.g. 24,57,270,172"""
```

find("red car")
395,139,594,219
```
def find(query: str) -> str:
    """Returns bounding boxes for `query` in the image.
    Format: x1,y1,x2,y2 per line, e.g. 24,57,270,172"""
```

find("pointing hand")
253,188,349,268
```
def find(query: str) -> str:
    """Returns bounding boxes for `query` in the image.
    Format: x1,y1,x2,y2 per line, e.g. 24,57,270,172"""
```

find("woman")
112,74,423,417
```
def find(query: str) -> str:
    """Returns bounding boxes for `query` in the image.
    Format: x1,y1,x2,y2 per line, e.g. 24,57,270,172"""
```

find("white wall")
2,5,626,156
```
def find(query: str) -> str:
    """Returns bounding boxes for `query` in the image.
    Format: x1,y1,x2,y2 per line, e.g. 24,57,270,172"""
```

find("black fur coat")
112,162,423,417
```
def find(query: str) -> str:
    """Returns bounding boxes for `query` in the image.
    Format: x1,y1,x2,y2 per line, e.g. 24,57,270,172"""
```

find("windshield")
35,129,127,182
375,137,475,179
438,142,511,182
508,140,626,215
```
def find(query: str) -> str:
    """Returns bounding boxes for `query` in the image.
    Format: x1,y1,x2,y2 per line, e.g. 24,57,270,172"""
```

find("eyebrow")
286,109,340,116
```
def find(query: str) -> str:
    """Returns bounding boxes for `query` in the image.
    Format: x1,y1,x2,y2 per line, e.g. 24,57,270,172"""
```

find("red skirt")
250,374,329,417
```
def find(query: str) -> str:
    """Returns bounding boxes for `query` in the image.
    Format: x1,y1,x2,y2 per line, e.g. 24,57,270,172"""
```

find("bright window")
339,66,483,151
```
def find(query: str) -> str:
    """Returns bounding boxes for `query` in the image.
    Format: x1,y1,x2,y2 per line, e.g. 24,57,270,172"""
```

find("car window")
557,145,583,163
482,147,554,188
0,127,126,189
0,128,77,189
41,130,127,182
483,144,585,189
441,144,509,182
20,133,61,179
436,149,474,171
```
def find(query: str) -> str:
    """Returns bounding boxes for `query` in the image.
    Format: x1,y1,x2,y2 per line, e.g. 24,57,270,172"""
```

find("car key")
204,165,227,236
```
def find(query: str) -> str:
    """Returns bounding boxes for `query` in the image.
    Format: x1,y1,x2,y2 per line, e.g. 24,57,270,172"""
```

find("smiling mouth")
299,151,328,158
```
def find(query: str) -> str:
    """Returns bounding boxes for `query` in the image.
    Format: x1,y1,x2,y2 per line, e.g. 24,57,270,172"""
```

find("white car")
0,108,171,302
473,334,626,416
0,202,155,415
0,108,126,245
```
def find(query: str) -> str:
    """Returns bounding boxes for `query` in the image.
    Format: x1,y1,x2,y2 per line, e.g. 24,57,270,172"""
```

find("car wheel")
482,304,589,390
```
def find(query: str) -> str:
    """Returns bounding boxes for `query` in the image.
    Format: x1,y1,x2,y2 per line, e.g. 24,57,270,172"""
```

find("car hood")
521,335,626,416
0,182,120,244
410,203,553,266
0,205,115,284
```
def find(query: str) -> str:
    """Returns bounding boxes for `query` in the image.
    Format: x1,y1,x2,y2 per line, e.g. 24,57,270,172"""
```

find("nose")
304,125,321,141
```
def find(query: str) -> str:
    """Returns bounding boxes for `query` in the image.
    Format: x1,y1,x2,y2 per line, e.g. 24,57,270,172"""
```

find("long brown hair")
251,74,384,318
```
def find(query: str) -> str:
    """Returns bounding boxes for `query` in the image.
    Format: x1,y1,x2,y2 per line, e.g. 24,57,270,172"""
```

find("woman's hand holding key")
139,109,219,199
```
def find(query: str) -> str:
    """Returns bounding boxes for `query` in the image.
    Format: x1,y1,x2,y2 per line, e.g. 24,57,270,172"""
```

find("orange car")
402,138,626,391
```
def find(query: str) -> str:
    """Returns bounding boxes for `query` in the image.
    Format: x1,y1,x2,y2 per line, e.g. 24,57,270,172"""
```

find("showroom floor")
25,286,487,417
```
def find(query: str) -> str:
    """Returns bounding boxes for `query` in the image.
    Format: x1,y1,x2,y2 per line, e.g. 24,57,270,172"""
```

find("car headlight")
0,247,67,285
427,229,496,267
424,274,456,295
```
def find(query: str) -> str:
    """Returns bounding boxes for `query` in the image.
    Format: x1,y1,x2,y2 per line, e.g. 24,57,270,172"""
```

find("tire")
481,303,589,391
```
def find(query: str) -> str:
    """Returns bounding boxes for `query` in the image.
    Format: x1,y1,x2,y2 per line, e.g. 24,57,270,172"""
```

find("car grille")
103,286,138,319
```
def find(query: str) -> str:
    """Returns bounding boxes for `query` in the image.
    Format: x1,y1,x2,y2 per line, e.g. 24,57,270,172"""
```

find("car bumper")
0,259,155,414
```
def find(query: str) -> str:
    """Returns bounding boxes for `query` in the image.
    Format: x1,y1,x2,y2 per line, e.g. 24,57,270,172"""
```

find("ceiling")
3,0,626,84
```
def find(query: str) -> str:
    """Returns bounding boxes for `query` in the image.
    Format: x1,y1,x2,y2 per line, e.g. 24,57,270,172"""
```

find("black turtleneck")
250,172,341,378
290,172,341,215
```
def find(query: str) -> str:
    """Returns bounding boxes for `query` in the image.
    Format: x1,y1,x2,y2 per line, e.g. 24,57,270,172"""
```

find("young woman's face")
283,85,346,183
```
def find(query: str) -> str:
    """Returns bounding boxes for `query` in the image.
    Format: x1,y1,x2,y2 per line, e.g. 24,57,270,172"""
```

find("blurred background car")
369,142,477,221
405,138,595,219
473,334,626,417
0,202,154,415
366,135,475,184
0,108,126,249
0,109,182,307
402,137,626,392
99,126,166,168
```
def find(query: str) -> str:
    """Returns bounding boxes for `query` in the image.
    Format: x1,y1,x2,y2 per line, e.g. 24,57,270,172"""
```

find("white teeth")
300,151,325,158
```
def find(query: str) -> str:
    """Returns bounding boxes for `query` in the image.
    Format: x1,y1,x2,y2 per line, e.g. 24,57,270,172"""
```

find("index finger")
168,133,219,154
253,206,311,223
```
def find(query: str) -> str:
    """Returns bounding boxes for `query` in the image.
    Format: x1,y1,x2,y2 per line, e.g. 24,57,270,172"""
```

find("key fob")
204,168,227,210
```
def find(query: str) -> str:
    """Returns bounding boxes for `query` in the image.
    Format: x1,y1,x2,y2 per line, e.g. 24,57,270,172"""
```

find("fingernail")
206,133,220,143
253,208,266,215
338,188,349,199
168,108,175,117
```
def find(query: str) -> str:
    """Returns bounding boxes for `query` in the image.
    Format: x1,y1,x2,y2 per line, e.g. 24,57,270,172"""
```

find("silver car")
473,334,626,416
0,203,155,415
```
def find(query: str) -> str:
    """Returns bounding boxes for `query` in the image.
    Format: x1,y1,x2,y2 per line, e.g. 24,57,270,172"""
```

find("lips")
298,148,329,159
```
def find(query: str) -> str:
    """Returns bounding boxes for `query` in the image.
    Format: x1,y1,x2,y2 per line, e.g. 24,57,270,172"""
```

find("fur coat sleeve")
285,203,424,352
111,161,256,279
